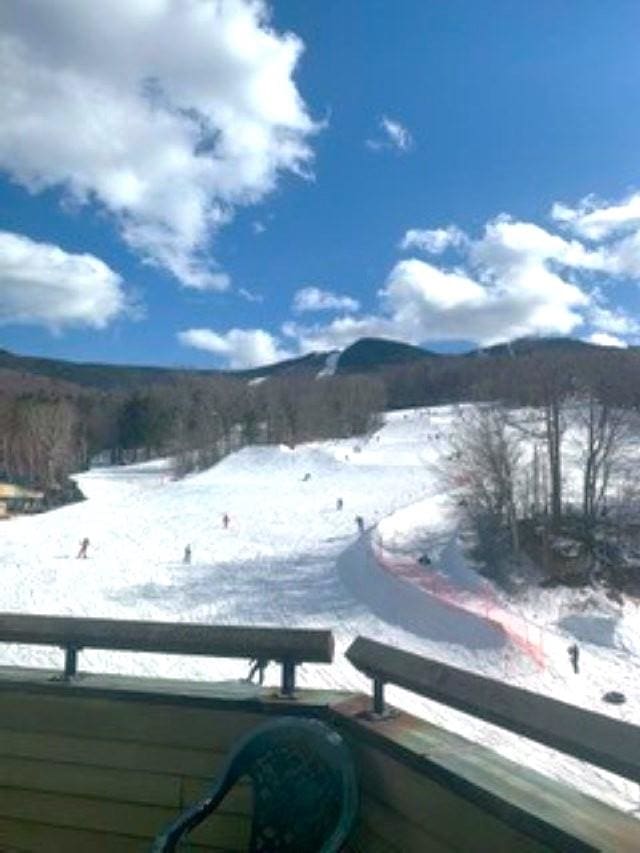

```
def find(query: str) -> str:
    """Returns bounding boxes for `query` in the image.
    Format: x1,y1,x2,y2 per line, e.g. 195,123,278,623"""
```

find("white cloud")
550,192,640,277
284,215,611,353
400,226,466,254
0,0,316,289
178,327,294,368
282,315,389,353
588,304,638,336
585,332,628,348
238,287,264,303
366,115,413,153
0,230,127,329
552,193,640,240
184,189,640,365
292,286,360,313
469,217,606,273
286,251,589,352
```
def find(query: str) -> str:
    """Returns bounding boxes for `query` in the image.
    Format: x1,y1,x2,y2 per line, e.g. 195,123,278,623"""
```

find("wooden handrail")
0,612,334,695
346,636,640,784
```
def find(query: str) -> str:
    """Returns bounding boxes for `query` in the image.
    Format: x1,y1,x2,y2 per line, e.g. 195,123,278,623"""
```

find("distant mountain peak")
336,337,436,373
469,336,597,358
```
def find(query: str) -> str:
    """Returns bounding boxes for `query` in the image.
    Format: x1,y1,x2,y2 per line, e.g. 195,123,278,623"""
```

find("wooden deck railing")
0,612,334,696
346,636,640,784
2,615,638,783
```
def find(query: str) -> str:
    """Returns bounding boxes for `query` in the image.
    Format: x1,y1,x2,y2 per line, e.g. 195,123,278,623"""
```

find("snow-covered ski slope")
1,406,639,813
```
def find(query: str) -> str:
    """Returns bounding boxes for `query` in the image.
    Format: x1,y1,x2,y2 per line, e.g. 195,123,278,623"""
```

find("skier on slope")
336,497,343,511
183,544,192,565
568,643,580,674
222,513,230,529
355,515,365,534
77,537,90,559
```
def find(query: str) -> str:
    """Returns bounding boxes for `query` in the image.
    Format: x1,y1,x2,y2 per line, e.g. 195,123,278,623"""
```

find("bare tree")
572,360,635,527
21,399,78,487
443,404,523,571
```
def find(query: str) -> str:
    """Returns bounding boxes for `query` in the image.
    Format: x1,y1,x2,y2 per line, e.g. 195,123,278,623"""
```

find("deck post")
63,645,80,679
280,659,296,698
373,677,385,715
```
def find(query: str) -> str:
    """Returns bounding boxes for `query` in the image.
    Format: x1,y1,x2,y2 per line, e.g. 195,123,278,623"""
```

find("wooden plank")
0,666,352,710
348,740,552,853
0,788,250,847
347,637,640,783
346,822,401,853
0,817,224,852
0,789,173,839
0,818,151,853
0,752,253,816
333,698,640,852
0,755,180,807
0,612,333,663
359,792,452,853
0,729,222,777
0,692,269,751
181,776,253,813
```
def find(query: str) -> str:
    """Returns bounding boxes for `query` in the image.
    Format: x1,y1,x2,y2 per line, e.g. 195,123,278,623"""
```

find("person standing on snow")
355,515,365,534
222,513,230,529
183,544,192,565
336,498,343,511
77,537,90,559
568,643,580,674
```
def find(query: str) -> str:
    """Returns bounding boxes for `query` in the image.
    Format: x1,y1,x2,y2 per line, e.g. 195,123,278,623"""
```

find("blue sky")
2,0,640,367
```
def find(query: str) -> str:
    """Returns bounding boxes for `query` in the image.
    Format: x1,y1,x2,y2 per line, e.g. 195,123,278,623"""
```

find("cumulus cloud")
281,316,387,352
284,208,640,353
366,116,413,153
178,327,294,368
587,304,638,336
180,188,640,366
552,194,640,240
0,230,127,329
550,192,640,279
0,0,316,288
400,226,466,254
292,286,360,313
585,332,628,348
285,254,587,352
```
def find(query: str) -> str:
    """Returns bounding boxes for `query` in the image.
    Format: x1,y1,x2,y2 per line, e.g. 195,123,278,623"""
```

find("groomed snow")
1,406,639,814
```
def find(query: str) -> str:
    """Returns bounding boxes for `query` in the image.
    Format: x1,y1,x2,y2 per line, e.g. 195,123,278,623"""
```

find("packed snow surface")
1,406,639,813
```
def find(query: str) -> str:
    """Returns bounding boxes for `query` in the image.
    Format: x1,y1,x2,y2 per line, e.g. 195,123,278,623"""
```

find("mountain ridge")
0,335,631,394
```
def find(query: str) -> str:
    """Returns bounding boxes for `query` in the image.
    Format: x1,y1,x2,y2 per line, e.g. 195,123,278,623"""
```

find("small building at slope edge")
0,481,45,518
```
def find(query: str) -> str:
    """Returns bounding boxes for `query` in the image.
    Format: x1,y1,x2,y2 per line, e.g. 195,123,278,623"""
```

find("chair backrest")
153,716,358,853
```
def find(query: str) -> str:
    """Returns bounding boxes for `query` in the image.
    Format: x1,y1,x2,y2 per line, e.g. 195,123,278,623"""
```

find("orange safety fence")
371,535,546,669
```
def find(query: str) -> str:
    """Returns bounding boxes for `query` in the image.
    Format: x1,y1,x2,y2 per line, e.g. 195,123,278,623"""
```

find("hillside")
0,348,204,392
336,337,436,372
1,335,627,396
469,336,605,358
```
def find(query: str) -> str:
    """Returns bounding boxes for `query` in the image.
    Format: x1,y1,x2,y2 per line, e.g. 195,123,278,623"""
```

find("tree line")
440,349,640,591
0,371,386,501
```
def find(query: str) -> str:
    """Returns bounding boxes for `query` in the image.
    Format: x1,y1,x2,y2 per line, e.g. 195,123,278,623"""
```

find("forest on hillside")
435,349,640,595
3,343,640,541
0,371,386,505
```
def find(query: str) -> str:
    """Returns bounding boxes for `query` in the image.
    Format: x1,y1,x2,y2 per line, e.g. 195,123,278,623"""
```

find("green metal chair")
152,716,358,852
